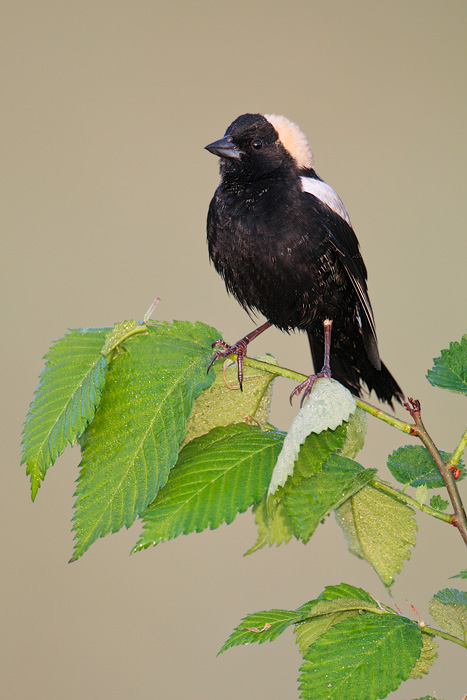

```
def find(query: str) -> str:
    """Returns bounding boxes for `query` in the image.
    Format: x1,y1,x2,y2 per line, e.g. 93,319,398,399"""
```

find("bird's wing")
300,175,352,226
327,223,381,370
301,177,381,369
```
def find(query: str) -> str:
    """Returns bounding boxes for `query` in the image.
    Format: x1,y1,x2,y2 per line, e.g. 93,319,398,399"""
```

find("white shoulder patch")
300,176,351,225
264,114,314,169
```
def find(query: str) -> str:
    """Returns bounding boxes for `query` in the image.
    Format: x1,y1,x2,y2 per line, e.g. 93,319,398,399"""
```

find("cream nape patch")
264,114,314,170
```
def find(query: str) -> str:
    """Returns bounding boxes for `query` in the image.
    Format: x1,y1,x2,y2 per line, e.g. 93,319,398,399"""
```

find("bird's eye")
252,139,263,150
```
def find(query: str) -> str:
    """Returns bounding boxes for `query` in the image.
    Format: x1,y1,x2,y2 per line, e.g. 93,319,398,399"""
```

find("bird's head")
205,113,314,180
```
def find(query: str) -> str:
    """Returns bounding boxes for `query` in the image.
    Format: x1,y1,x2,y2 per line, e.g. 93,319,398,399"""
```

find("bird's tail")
307,328,403,408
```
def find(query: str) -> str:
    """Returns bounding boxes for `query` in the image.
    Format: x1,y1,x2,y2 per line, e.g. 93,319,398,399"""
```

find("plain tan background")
3,1,467,698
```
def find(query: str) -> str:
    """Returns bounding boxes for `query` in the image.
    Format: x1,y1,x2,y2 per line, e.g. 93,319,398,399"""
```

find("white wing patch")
300,176,351,225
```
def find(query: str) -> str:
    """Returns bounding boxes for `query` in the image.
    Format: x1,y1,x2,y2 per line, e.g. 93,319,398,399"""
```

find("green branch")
355,397,412,434
421,624,467,649
242,356,306,384
371,479,454,524
448,425,467,471
242,356,412,434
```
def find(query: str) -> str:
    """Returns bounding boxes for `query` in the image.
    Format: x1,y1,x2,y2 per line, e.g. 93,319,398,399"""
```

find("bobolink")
205,113,402,406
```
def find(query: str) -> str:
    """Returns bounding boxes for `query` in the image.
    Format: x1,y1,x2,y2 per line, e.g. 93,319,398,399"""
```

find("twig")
404,398,467,547
144,296,161,323
355,397,413,434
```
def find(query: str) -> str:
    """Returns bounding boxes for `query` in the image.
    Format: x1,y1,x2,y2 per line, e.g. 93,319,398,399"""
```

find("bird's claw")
289,368,332,407
207,338,248,390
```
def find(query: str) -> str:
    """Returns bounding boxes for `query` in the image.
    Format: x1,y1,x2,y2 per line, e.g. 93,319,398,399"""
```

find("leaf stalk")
421,624,467,649
370,479,454,524
448,425,467,471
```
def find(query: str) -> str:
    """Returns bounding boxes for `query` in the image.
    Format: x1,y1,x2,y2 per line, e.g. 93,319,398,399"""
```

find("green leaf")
21,328,108,500
451,569,467,579
409,632,438,679
415,483,428,506
220,595,380,656
294,586,384,621
71,321,219,560
254,420,363,551
430,494,449,511
293,422,349,480
294,595,381,654
316,583,377,605
182,354,278,445
286,455,376,543
338,407,367,458
335,484,417,587
134,424,284,550
298,597,381,620
101,319,147,357
245,494,294,554
219,608,302,654
429,588,467,639
247,423,346,554
298,613,423,700
387,444,465,488
268,379,356,496
295,612,358,654
427,334,467,394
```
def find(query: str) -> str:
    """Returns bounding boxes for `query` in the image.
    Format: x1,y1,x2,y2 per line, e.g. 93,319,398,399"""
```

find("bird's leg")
321,318,332,375
290,319,333,406
207,320,272,390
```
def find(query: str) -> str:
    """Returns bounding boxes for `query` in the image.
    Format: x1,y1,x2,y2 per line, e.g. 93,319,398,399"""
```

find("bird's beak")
205,135,242,160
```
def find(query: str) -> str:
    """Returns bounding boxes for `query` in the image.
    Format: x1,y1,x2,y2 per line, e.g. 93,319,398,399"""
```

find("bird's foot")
207,338,249,390
289,367,332,407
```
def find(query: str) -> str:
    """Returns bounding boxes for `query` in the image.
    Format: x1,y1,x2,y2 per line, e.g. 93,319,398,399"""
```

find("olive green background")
3,2,467,698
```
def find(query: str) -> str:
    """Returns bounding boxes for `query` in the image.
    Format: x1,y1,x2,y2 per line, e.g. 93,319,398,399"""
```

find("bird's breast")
208,181,350,329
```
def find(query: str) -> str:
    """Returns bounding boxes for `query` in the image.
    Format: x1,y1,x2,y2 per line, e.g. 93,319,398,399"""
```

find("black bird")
205,113,403,407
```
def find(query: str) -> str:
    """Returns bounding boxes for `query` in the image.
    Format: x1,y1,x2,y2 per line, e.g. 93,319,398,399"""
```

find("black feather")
206,113,403,406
